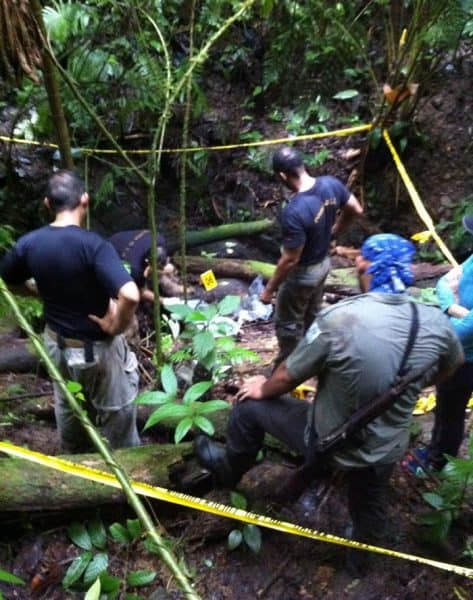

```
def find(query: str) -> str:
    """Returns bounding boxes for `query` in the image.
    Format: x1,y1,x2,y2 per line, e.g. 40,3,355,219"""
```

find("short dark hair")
272,146,304,176
45,170,85,212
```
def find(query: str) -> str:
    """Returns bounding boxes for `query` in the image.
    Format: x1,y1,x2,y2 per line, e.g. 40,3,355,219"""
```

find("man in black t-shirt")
261,146,363,366
0,170,141,452
108,230,167,303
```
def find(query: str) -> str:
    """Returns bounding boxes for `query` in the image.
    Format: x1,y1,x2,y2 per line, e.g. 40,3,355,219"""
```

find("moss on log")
0,442,193,513
168,219,275,253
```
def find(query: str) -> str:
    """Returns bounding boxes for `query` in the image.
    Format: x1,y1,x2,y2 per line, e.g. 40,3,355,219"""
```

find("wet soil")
0,317,472,600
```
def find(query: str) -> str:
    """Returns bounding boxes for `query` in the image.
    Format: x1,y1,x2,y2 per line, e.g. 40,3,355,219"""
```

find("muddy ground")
0,314,472,600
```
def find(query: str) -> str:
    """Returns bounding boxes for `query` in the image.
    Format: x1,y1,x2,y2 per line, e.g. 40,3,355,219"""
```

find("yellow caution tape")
0,123,372,156
200,269,218,291
382,130,458,267
291,384,316,400
414,393,473,416
413,392,437,415
0,440,472,578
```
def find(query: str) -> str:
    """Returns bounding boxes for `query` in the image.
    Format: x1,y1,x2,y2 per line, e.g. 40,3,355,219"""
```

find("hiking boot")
194,435,254,488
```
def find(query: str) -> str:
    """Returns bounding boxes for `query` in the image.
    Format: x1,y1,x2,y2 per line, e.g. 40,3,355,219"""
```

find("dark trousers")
227,396,394,543
429,361,473,469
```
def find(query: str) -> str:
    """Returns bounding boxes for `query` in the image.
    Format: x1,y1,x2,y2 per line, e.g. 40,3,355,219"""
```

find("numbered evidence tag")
200,269,218,291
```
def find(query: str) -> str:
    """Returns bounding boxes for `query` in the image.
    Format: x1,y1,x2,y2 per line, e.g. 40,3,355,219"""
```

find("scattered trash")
238,276,273,324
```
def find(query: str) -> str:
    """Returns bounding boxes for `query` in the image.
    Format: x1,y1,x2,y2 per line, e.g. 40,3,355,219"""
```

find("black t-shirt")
280,175,351,265
0,225,132,340
108,230,167,288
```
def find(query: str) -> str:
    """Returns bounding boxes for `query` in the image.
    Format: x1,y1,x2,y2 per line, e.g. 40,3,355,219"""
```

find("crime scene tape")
0,123,372,156
0,441,472,579
382,129,458,267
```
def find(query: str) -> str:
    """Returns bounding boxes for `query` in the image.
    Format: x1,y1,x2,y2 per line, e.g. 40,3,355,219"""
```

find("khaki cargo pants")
44,331,141,453
274,256,331,366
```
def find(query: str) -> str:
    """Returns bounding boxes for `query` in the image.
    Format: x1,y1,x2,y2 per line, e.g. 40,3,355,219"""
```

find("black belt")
45,325,95,363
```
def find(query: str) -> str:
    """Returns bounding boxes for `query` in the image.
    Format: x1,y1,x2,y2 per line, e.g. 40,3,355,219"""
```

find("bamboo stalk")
0,278,199,600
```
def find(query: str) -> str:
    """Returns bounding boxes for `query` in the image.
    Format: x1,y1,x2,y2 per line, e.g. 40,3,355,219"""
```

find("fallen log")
167,219,275,253
0,442,194,513
173,255,275,281
0,337,41,373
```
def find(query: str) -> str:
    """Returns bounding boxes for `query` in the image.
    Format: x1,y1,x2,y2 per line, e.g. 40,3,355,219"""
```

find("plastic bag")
238,276,273,323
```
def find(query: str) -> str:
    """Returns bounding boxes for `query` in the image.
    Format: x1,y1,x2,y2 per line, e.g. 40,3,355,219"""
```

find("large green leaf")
192,416,214,436
135,390,173,405
68,522,92,550
144,404,190,430
126,570,157,587
194,400,229,414
160,364,178,395
167,304,193,319
88,518,107,550
174,417,193,443
62,551,93,588
217,295,241,316
183,380,213,404
193,331,215,361
243,524,262,553
83,553,108,587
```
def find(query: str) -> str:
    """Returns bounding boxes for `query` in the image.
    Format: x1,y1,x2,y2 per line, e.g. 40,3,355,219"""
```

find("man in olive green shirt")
196,234,463,563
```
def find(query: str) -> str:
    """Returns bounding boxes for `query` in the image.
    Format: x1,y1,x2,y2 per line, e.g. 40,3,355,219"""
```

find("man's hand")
260,288,273,304
234,375,268,403
89,299,119,335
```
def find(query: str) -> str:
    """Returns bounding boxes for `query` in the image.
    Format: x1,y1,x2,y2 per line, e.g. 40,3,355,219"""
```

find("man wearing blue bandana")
196,233,462,571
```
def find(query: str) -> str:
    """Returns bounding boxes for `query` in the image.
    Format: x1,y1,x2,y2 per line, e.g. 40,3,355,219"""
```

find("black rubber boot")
194,435,254,488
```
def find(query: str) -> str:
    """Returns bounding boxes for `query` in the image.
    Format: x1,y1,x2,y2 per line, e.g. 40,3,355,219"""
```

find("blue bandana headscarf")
361,233,415,293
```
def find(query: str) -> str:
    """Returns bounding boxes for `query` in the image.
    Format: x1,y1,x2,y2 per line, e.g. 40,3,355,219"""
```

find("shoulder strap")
397,301,419,377
121,230,148,262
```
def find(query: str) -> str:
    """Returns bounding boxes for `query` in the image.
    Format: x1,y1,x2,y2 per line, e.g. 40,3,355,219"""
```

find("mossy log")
0,442,194,513
173,255,276,281
167,219,275,253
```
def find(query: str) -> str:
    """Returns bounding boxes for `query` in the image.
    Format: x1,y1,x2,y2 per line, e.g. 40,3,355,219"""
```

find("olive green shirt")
286,293,463,468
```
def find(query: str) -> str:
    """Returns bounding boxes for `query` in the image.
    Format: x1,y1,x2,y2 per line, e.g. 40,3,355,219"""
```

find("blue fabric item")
436,254,473,362
361,233,415,293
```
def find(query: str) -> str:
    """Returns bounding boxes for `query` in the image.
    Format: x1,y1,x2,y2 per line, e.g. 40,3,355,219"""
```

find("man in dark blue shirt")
0,170,141,452
261,146,363,366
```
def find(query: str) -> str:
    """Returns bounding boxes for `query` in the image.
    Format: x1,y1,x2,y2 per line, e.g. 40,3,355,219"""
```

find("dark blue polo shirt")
280,176,350,265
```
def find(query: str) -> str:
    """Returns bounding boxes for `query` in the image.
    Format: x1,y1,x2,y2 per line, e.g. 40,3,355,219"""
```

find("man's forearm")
114,282,139,333
261,362,297,397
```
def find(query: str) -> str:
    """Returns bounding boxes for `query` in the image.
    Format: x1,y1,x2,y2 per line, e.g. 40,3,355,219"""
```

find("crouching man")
195,234,463,562
0,170,141,453
108,229,172,303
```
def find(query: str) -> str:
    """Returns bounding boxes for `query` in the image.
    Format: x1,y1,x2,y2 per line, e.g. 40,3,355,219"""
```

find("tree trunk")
168,219,275,252
0,442,195,513
30,0,74,168
173,255,276,281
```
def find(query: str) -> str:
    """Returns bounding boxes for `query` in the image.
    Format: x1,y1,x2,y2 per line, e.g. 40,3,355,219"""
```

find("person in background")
108,229,168,303
196,234,462,571
0,170,141,453
405,214,473,473
261,146,363,367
